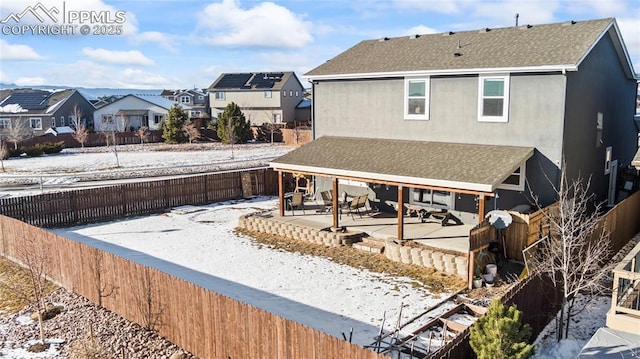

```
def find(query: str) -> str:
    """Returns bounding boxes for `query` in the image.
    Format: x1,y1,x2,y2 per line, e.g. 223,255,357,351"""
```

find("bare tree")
0,236,54,348
0,138,8,172
70,104,89,148
102,129,120,168
115,111,130,132
5,118,32,150
528,166,615,341
135,126,151,145
182,119,201,143
136,268,165,331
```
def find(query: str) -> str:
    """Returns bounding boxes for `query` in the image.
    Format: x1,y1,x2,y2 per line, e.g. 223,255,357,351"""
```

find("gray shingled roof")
270,136,534,193
305,18,614,77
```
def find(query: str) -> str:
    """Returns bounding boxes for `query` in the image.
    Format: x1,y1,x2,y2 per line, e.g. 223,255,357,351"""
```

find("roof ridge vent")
409,34,420,39
379,37,390,42
563,20,577,26
519,24,534,30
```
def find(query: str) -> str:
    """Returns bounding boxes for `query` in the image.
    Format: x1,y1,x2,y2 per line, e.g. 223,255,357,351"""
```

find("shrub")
469,299,533,359
22,146,44,157
8,147,22,157
38,141,65,154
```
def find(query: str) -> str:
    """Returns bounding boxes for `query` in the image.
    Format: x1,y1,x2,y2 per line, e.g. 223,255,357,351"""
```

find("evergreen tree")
217,102,252,144
162,104,189,143
469,299,534,359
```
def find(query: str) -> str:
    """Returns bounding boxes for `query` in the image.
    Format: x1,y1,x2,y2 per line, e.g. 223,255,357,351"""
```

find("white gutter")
270,162,496,193
303,65,578,81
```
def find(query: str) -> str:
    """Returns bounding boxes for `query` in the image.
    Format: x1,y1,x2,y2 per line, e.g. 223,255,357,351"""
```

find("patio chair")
320,190,333,213
286,192,305,215
347,194,368,219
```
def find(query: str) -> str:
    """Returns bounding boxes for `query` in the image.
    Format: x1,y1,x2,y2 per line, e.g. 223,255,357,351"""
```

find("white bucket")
486,264,498,277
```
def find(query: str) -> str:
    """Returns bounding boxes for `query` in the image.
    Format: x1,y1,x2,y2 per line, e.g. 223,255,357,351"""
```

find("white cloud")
82,47,154,66
197,0,312,48
14,77,46,86
0,39,43,60
403,25,439,36
391,0,463,14
617,15,640,72
132,31,177,52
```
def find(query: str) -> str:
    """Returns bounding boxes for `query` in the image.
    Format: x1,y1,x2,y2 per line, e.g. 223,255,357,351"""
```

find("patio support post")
397,185,404,241
332,177,339,229
468,251,475,290
477,193,485,223
278,171,284,217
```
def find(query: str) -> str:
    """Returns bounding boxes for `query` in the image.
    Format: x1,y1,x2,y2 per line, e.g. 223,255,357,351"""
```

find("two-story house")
92,94,191,132
0,88,95,136
207,72,307,126
271,18,638,228
160,88,210,121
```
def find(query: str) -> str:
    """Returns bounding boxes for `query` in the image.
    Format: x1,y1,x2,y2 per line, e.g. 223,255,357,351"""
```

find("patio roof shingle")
270,136,534,193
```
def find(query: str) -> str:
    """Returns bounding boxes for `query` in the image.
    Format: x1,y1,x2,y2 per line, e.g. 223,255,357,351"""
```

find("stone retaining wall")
239,214,362,247
384,240,469,279
238,214,469,280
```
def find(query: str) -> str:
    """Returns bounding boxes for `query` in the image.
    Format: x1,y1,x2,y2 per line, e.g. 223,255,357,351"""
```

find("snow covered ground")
49,197,450,348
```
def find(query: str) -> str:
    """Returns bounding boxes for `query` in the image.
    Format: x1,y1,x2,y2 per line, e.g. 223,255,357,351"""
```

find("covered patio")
270,136,534,241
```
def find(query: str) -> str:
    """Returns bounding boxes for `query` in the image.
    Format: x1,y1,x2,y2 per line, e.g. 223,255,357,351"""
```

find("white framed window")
214,92,225,100
154,114,163,124
60,116,65,126
180,96,191,103
197,95,204,100
102,114,114,124
29,117,42,130
498,163,526,191
273,113,281,123
68,115,76,127
295,90,299,97
404,77,430,120
51,117,55,127
605,146,612,175
190,110,201,117
478,74,510,122
410,188,453,209
283,90,286,97
0,118,11,129
264,90,272,98
289,90,293,97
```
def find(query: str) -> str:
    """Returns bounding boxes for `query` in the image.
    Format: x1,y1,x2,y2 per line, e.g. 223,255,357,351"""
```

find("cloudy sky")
0,0,638,90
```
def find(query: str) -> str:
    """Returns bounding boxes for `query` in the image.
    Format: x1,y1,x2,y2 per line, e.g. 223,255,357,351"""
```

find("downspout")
558,68,568,189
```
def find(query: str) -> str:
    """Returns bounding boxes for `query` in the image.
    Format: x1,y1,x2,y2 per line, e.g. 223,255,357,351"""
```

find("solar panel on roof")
215,74,252,89
249,73,285,89
2,92,50,110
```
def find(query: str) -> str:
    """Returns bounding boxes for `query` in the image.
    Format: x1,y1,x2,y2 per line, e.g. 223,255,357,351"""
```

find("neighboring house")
160,88,210,122
0,88,95,136
207,72,307,126
92,94,191,132
578,240,640,357
271,18,638,226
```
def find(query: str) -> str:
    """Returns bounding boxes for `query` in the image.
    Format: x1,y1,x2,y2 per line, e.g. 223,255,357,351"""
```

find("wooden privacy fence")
0,168,278,228
0,215,391,359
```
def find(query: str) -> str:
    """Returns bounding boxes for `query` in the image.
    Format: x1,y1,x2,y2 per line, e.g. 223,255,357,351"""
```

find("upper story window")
197,95,204,100
283,90,286,97
497,163,526,191
289,90,293,97
605,146,612,175
214,92,225,100
51,117,55,127
404,77,430,120
295,91,299,97
180,96,191,103
478,74,510,122
264,90,272,98
30,117,42,130
60,116,65,126
154,114,163,124
0,118,11,129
